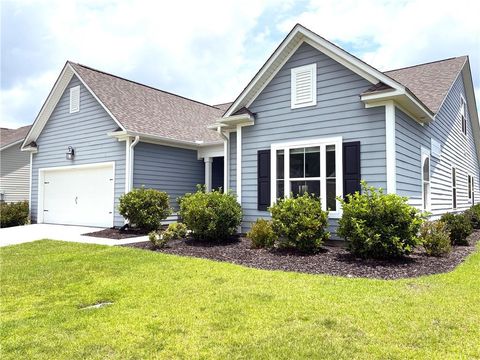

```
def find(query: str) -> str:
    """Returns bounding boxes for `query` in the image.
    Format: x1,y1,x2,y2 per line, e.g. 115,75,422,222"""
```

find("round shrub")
163,222,188,241
419,221,452,257
0,201,29,228
178,186,242,241
269,193,329,253
440,212,473,245
337,181,423,259
119,187,171,231
247,219,276,249
148,231,168,249
465,204,480,229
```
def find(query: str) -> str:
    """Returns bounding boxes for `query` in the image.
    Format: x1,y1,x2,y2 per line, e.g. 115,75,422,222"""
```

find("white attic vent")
291,63,317,109
70,85,80,113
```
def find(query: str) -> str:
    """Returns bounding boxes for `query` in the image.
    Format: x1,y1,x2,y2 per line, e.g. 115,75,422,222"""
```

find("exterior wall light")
66,146,75,160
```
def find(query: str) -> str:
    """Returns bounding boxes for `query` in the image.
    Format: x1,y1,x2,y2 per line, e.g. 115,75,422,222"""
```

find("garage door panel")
41,164,114,227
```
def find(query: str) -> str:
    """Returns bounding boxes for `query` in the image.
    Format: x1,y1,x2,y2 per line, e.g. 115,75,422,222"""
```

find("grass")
1,240,479,359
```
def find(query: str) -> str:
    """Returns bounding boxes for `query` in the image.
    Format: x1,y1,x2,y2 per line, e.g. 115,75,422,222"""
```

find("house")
21,24,479,232
1,125,32,203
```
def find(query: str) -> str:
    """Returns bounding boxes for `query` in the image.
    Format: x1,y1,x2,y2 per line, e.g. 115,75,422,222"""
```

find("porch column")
204,157,212,192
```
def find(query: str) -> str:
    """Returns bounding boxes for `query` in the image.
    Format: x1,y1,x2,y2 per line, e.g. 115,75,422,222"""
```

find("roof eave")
361,90,434,123
108,130,223,149
211,114,255,131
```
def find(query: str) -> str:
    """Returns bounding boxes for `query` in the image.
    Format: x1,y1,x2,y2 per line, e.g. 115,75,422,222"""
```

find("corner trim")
385,101,396,194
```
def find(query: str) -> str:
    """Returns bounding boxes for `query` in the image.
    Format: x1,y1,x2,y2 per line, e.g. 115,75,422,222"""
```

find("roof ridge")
69,61,222,111
384,56,467,73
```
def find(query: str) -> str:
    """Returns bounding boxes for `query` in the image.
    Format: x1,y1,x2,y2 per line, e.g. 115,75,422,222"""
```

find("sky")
1,0,479,129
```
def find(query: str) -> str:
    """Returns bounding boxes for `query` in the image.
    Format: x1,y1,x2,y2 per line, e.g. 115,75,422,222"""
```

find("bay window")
271,137,343,216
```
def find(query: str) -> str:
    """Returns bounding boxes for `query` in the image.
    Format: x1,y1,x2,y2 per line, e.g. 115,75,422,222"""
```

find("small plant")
118,187,171,231
148,231,168,249
0,201,29,228
337,181,424,259
247,219,276,249
465,203,480,229
163,223,188,241
178,185,242,241
440,212,473,245
419,221,452,256
269,193,329,253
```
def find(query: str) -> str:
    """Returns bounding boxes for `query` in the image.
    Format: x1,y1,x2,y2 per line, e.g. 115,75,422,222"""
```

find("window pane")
291,180,320,198
290,148,304,178
452,168,456,187
305,146,320,177
277,180,284,199
305,180,321,198
453,188,457,209
326,178,336,210
423,157,430,182
277,150,284,180
326,145,336,177
468,175,472,199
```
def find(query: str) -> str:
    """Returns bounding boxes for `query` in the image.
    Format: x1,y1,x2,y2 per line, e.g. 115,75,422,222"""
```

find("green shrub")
163,223,188,241
269,193,329,253
247,219,276,249
0,201,29,228
337,181,423,259
148,231,168,249
465,204,480,229
178,186,242,241
440,212,473,245
419,221,452,256
118,187,171,231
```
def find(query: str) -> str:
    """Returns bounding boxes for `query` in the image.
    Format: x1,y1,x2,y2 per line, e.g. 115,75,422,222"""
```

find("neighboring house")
0,125,32,203
21,24,479,232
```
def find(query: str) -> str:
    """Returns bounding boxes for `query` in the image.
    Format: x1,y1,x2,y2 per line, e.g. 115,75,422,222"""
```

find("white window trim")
468,173,474,204
421,147,431,212
69,85,80,113
270,136,343,218
291,63,317,109
452,166,457,210
460,95,467,137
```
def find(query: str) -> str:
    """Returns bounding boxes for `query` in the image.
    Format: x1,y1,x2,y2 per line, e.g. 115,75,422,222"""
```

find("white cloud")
279,0,480,102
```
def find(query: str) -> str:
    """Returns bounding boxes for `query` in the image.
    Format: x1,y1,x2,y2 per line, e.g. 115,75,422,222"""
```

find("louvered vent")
291,63,316,109
70,85,80,113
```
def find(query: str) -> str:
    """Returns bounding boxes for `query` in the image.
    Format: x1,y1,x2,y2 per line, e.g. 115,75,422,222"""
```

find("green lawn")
1,241,479,359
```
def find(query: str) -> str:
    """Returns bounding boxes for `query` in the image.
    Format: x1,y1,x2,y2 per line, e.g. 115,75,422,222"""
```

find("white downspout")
129,136,140,192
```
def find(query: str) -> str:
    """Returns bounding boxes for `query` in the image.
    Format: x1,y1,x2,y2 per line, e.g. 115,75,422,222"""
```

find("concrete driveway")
0,224,148,247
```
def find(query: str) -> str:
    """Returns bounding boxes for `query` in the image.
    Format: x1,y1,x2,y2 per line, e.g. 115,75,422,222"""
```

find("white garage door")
41,163,114,227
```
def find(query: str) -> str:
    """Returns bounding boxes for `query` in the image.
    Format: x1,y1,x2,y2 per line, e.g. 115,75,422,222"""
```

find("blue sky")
1,0,479,128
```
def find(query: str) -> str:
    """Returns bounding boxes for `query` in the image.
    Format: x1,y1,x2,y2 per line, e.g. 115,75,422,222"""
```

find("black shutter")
257,150,271,211
343,141,361,198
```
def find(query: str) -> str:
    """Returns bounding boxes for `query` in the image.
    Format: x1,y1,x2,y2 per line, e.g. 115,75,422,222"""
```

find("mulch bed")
83,227,150,240
123,230,480,279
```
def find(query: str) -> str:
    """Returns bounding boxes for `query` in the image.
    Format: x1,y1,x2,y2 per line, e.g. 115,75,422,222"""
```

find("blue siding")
229,42,386,230
31,76,126,226
396,75,480,214
133,142,204,209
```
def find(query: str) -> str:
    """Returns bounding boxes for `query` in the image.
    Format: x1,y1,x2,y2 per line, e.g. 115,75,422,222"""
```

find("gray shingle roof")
1,125,32,150
383,56,467,113
70,62,223,144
